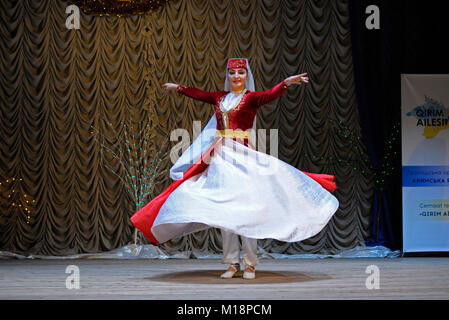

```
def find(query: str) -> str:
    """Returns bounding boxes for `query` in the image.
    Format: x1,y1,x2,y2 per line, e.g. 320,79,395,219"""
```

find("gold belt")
215,129,251,139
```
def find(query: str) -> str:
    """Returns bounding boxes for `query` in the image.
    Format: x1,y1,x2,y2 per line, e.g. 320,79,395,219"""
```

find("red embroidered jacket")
177,81,290,132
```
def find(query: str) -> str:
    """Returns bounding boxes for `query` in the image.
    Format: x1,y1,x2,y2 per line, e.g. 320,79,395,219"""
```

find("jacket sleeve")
250,80,290,107
177,85,218,105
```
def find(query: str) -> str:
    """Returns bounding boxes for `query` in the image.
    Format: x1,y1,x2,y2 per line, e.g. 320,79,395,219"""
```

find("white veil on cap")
169,58,257,180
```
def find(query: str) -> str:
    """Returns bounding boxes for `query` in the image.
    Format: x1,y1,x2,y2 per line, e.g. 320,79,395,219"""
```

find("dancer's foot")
220,263,240,279
243,265,256,280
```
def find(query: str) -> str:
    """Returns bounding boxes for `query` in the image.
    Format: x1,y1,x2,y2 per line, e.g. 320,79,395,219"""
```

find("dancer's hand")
162,83,179,93
284,73,309,86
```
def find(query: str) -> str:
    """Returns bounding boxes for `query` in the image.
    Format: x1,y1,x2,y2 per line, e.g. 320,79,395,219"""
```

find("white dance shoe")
243,266,256,280
220,264,240,279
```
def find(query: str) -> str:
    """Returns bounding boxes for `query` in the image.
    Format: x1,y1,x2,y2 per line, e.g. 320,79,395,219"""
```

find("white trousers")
221,229,258,267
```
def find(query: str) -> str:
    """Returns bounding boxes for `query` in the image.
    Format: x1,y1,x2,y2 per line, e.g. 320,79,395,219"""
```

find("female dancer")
131,58,339,280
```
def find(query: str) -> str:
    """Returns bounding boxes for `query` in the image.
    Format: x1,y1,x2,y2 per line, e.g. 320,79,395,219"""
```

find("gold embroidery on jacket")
219,89,248,129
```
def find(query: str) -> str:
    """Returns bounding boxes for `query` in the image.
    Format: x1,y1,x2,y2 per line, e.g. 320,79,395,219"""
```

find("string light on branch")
0,177,35,225
307,117,401,191
90,117,169,213
70,0,171,17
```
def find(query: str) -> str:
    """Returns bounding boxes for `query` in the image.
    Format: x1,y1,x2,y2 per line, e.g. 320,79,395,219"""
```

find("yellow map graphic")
423,122,449,138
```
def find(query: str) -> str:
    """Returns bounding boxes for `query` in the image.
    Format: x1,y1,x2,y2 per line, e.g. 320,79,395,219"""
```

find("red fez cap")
227,58,247,70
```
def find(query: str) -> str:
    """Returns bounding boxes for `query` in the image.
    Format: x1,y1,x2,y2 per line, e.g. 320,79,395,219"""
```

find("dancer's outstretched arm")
252,73,309,106
162,73,308,107
162,82,218,105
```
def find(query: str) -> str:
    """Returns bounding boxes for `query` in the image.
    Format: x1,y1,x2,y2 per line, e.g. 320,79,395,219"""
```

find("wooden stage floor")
0,257,448,300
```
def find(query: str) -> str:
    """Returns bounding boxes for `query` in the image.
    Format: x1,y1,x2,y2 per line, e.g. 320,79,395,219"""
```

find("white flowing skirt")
152,138,339,243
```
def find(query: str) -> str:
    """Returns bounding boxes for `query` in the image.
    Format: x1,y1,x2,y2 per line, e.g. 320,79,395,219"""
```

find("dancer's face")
228,68,248,92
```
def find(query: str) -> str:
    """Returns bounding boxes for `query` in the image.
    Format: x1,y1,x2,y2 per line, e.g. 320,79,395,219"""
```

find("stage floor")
0,257,448,300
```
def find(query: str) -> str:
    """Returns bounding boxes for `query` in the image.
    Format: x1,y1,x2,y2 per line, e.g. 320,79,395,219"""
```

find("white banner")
401,74,449,253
